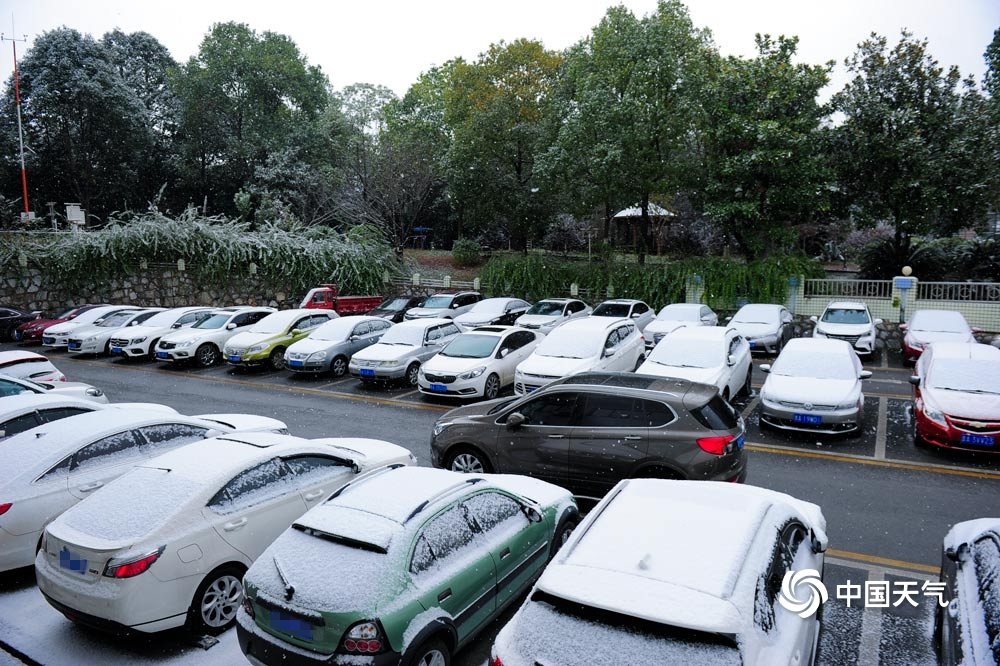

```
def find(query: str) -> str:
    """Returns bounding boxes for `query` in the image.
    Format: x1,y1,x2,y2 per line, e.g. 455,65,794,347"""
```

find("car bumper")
349,364,407,380
0,527,41,573
418,374,487,397
746,337,779,354
42,336,70,348
109,344,150,358
67,340,103,354
916,418,1000,453
902,342,925,362
154,348,194,362
237,613,402,666
760,401,861,434
226,354,270,367
286,359,331,373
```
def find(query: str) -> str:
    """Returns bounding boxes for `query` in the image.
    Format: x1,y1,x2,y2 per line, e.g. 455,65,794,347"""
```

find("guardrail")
803,279,893,299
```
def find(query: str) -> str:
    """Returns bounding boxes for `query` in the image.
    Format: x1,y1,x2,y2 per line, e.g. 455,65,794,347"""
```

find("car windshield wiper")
736,321,772,325
936,387,1000,395
652,360,702,368
544,354,583,359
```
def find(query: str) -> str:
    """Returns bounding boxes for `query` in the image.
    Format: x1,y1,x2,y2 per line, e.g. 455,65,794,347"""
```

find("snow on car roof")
943,518,1000,549
561,316,630,332
1,393,95,416
781,337,854,355
908,309,970,330
140,433,311,484
326,466,474,524
393,317,454,330
926,342,1000,360
826,301,868,310
664,326,731,341
0,350,48,367
659,303,704,314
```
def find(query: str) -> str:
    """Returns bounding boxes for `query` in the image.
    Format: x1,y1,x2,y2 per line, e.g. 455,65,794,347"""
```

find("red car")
900,309,976,365
13,304,108,343
910,342,1000,452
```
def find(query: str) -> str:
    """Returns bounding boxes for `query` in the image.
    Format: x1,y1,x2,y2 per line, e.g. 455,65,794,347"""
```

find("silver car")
403,292,482,320
349,318,462,385
284,315,393,376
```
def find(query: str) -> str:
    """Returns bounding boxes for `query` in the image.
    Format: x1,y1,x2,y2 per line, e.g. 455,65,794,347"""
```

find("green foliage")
858,236,1000,281
451,239,483,267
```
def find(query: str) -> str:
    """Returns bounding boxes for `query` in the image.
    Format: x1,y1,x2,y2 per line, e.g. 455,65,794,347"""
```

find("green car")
223,309,335,370
236,465,578,666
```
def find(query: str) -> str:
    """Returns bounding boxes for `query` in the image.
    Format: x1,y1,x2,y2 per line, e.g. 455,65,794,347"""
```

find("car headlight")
813,329,826,338
460,366,487,380
309,351,328,361
85,336,99,343
433,421,452,437
131,337,147,344
836,399,859,410
247,344,266,354
177,339,196,348
922,400,948,426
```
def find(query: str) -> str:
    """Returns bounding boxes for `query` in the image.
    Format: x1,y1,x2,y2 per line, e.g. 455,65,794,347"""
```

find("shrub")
451,238,483,267
542,215,590,253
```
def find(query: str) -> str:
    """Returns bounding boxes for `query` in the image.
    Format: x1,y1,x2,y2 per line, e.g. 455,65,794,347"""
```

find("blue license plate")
110,347,123,355
360,368,375,377
735,434,745,449
268,609,314,641
68,342,80,350
793,414,823,425
748,341,756,349
59,547,87,575
228,355,241,363
43,337,54,344
430,383,448,393
960,433,994,447
288,359,303,367
156,351,170,359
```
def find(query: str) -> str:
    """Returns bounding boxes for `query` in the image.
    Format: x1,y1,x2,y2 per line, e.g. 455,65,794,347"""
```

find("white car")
644,303,718,349
350,319,461,386
811,301,882,356
66,307,165,355
938,518,1000,665
727,303,795,355
759,338,871,435
514,317,645,395
0,350,67,383
514,298,592,333
901,309,975,365
404,291,482,320
492,479,828,666
155,306,275,367
453,297,531,330
0,393,175,440
109,306,214,360
591,298,655,332
41,305,137,349
286,315,393,376
0,408,287,573
0,373,107,403
638,326,752,402
36,432,413,634
419,326,542,400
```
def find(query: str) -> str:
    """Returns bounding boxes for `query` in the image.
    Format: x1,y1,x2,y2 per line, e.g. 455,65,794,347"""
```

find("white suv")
155,307,274,367
109,307,213,360
811,301,882,355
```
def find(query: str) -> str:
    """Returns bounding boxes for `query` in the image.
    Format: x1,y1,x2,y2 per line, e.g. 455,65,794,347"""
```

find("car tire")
483,373,500,400
445,447,492,474
146,339,161,361
195,343,219,368
269,347,286,371
633,353,645,372
406,362,420,387
406,637,451,666
550,512,579,559
331,355,348,377
186,564,245,635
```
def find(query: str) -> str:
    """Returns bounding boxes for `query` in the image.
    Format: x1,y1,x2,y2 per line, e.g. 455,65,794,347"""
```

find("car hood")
226,332,278,348
814,321,872,336
194,414,288,433
423,354,490,374
440,396,516,421
287,338,341,355
518,354,595,378
21,318,64,333
732,322,779,338
454,312,500,326
161,328,217,344
923,388,1000,421
645,320,690,336
67,324,110,338
309,438,414,468
906,330,974,346
123,324,175,339
515,314,559,327
637,362,722,386
354,343,417,362
406,307,448,318
762,374,859,405
43,321,84,335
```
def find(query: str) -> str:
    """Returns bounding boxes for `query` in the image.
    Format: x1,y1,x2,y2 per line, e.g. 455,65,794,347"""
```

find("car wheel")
407,637,450,666
146,339,161,361
269,347,286,371
550,512,579,559
195,343,219,368
331,355,348,377
187,565,244,635
406,362,420,387
483,373,500,400
633,354,645,371
446,447,492,474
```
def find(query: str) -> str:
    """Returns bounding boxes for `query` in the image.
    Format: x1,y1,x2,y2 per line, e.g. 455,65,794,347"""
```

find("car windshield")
468,300,509,314
821,308,870,325
593,303,631,318
535,326,600,359
310,318,357,342
97,312,136,327
193,313,230,330
909,311,970,334
928,359,1000,394
376,297,411,311
56,308,77,319
732,305,779,325
657,306,699,322
378,325,423,346
771,349,856,380
647,338,723,369
249,311,301,334
526,301,565,316
142,309,190,328
441,334,499,358
421,296,455,309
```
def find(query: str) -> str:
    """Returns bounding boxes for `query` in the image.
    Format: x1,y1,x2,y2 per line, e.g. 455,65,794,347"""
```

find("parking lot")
2,341,999,665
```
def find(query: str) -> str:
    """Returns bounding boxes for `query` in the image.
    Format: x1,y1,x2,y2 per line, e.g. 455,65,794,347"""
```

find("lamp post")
1,30,30,222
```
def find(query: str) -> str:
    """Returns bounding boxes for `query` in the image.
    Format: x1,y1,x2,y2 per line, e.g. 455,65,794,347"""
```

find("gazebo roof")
613,203,674,219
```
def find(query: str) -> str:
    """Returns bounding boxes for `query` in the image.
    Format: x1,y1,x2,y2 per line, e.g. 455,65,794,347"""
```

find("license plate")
748,341,756,349
288,359,303,367
68,343,80,350
793,414,822,425
430,383,448,393
960,433,995,447
360,368,376,377
110,347,123,355
156,351,170,359
268,610,314,641
43,337,54,344
735,434,745,449
228,355,241,363
59,547,88,575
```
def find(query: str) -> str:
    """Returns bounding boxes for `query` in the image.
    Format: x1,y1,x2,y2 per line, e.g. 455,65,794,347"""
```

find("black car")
0,306,39,341
368,295,425,323
937,519,1000,665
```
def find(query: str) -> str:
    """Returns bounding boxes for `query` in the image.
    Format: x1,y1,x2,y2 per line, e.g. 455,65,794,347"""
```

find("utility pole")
2,24,30,223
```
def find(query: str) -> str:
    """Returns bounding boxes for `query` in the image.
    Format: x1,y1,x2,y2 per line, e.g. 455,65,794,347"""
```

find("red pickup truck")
300,285,383,316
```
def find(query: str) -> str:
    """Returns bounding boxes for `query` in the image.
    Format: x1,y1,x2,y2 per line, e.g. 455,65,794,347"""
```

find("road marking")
875,397,888,460
741,395,760,419
857,571,885,665
881,351,888,369
826,550,938,577
396,389,421,399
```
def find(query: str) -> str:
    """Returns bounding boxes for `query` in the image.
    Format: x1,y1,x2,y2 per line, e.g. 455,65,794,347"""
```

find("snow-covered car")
637,326,752,402
759,338,871,435
350,318,461,386
810,301,882,356
155,306,274,367
66,307,165,355
109,306,214,360
0,350,67,383
514,298,591,333
591,298,655,332
0,393,175,441
15,304,107,343
453,297,531,330
728,303,795,354
368,295,425,323
224,309,336,371
644,303,718,349
901,309,976,365
0,408,287,573
285,315,392,376
237,466,577,665
910,342,1000,452
404,291,482,320
514,317,644,395
419,326,542,400
491,478,828,666
937,518,1000,666
36,432,414,635
41,305,137,349
0,373,107,403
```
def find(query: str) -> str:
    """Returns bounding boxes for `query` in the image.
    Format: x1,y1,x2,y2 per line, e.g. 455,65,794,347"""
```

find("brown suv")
430,372,747,498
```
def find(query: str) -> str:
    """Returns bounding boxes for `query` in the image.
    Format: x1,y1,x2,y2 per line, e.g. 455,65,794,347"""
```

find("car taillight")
0,503,11,516
103,546,164,578
342,621,386,654
697,434,735,455
490,656,504,666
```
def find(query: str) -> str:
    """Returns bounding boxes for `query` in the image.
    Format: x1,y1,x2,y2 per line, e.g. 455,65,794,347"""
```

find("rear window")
691,395,739,430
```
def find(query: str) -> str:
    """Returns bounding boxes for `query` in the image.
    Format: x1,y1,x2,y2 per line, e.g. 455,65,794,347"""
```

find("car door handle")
303,490,324,501
223,518,248,532
78,482,103,493
437,588,452,603
548,434,565,439
500,547,511,560
624,436,642,441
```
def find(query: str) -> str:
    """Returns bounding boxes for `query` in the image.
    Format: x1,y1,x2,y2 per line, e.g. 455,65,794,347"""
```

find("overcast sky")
1,0,997,99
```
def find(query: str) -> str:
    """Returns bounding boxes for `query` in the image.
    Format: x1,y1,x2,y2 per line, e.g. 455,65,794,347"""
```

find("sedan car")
155,306,274,367
419,326,541,400
42,305,138,349
638,326,752,402
67,308,165,355
514,298,591,333
936,518,1000,665
0,408,287,573
237,466,578,666
811,300,882,356
0,393,173,441
901,309,976,365
591,299,655,332
109,306,214,360
350,318,461,386
37,432,413,635
643,303,718,349
14,304,108,343
404,291,482,320
224,309,336,371
910,342,1000,452
432,372,747,496
367,295,425,323
513,317,644,396
759,338,871,435
0,373,107,403
285,315,392,376
0,350,67,383
0,306,39,341
727,303,795,354
492,479,827,666
453,297,531,330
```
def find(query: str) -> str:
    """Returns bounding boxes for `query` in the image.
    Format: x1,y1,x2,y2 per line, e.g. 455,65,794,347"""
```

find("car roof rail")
327,463,406,501
404,477,486,523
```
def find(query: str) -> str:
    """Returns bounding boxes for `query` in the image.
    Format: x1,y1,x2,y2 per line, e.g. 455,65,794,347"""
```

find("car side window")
247,311,270,326
569,301,586,314
577,394,649,428
230,312,253,327
701,307,712,320
515,393,578,427
71,430,145,472
426,326,442,342
282,455,350,486
643,399,676,427
0,378,32,397
208,458,294,512
440,323,460,338
464,492,526,533
176,311,204,326
410,504,476,575
0,412,42,439
633,303,649,315
373,320,392,332
756,521,809,633
137,423,209,454
352,322,372,337
604,329,620,349
972,535,1000,646
134,311,158,324
38,407,92,424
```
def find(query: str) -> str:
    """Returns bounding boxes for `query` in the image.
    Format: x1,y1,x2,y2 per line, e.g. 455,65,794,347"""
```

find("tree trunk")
637,193,650,265
603,200,612,240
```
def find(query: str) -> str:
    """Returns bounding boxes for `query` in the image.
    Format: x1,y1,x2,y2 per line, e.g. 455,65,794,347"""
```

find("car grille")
826,334,861,346
287,351,309,360
515,382,542,394
778,400,838,411
110,338,130,347
948,417,1000,435
356,359,380,367
424,373,456,384
158,341,176,350
225,347,246,356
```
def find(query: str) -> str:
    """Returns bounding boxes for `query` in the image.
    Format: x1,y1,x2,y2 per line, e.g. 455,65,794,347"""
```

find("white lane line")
396,389,421,399
875,397,888,460
881,351,889,369
857,571,885,665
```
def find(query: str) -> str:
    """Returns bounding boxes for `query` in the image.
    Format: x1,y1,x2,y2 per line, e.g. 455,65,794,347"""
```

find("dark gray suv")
430,372,747,498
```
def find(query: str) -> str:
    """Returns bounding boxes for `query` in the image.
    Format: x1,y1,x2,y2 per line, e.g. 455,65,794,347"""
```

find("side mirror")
129,321,138,326
498,348,511,358
170,322,182,329
631,312,642,319
727,354,736,366
226,323,237,330
908,375,920,386
860,370,873,380
810,530,827,554
203,428,225,439
725,315,732,322
810,316,818,323
564,311,570,317
350,335,360,342
506,412,526,429
603,346,616,357
873,318,884,326
522,506,543,523
972,326,983,334
95,319,105,324
760,364,771,373
290,329,302,336
899,323,908,331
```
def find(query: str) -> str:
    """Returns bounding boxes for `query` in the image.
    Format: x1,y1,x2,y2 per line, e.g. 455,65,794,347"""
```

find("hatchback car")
432,372,747,497
590,299,655,332
67,308,164,355
901,309,976,365
638,326,752,402
419,326,541,400
109,306,214,360
811,301,882,356
0,350,67,383
453,297,531,330
350,318,461,386
237,466,578,666
727,303,795,354
155,307,274,367
643,303,718,349
225,309,336,371
404,291,482,320
491,478,827,666
285,315,393,376
37,432,413,635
